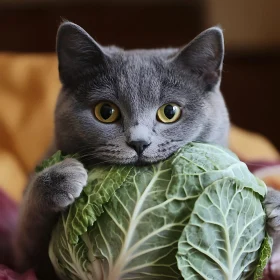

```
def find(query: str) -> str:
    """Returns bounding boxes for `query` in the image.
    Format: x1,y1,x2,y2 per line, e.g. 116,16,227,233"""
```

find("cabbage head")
40,143,271,280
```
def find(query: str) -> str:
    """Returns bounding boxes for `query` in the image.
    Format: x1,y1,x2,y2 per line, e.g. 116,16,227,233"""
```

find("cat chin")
135,153,175,166
82,151,175,167
84,156,159,167
127,151,178,165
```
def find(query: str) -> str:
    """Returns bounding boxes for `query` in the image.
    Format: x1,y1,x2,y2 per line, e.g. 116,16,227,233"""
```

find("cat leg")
14,158,87,279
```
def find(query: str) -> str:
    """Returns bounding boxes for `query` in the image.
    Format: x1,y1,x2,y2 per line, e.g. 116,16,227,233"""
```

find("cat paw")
264,187,280,233
34,158,88,211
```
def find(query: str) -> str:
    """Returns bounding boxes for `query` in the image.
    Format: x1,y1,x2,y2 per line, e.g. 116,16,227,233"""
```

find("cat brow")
159,90,187,105
87,88,119,102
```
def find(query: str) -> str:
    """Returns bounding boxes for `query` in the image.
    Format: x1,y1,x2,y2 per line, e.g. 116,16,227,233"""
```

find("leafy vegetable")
44,143,270,280
253,234,273,280
177,178,266,280
35,150,68,172
66,165,132,244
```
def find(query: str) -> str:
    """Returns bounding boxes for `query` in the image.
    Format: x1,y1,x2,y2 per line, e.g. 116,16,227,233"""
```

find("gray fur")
33,158,88,211
264,188,280,256
15,158,87,279
265,188,280,232
15,22,280,279
55,23,229,166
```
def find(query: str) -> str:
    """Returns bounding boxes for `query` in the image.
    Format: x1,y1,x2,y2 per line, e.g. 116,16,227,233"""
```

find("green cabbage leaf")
42,143,270,280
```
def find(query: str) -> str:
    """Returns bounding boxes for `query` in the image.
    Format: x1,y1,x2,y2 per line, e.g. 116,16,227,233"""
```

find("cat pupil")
100,104,114,120
164,105,176,119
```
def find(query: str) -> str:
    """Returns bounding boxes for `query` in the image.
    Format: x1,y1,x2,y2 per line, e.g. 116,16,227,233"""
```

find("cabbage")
41,143,271,280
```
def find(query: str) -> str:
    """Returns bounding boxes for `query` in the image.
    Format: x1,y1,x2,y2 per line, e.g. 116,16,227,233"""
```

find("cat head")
55,22,229,165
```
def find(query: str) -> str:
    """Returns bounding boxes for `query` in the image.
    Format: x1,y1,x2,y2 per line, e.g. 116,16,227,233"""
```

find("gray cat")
15,22,280,279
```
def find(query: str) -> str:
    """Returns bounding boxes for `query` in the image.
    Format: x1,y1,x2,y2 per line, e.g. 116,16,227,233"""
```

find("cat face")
55,22,229,166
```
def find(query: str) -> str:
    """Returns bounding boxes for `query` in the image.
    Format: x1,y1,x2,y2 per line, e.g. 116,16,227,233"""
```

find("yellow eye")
94,102,120,123
157,103,181,123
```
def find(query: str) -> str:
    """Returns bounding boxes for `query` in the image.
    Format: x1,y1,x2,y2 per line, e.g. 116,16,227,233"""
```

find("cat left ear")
173,27,224,88
56,21,109,86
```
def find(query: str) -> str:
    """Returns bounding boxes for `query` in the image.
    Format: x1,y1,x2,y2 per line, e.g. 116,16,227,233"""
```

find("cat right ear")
172,27,224,89
56,21,108,86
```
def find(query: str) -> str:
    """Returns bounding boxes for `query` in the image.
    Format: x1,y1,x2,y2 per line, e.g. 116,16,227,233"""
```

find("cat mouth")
128,148,179,165
83,150,175,167
134,157,155,166
135,153,174,165
85,155,169,167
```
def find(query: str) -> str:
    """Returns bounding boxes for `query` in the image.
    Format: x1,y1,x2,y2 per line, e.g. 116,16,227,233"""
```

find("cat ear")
56,21,108,85
173,27,224,88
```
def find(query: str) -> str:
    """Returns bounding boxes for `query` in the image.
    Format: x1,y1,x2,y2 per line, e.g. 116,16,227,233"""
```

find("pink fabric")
0,189,37,279
246,161,280,173
0,189,18,269
0,265,36,280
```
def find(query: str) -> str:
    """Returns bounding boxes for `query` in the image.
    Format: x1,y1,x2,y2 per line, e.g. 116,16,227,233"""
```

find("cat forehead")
107,51,188,96
114,55,162,94
112,52,165,76
110,47,178,60
80,50,197,107
108,47,179,75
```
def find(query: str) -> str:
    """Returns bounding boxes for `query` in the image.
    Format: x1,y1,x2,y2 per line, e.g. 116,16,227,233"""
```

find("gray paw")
264,187,280,233
34,158,88,211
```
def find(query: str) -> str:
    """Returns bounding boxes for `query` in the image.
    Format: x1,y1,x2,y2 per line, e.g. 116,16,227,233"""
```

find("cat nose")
128,140,150,155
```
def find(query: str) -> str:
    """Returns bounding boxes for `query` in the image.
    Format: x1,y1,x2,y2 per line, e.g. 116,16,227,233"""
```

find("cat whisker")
80,156,116,167
74,143,118,152
170,139,184,142
79,150,134,162
158,139,184,148
70,143,119,155
77,149,123,160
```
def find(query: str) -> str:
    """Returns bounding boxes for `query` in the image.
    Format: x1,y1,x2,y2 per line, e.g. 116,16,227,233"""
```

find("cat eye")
94,102,120,123
157,103,181,123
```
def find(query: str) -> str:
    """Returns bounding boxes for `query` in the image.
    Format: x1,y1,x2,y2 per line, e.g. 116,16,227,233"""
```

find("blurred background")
0,0,280,146
1,0,280,200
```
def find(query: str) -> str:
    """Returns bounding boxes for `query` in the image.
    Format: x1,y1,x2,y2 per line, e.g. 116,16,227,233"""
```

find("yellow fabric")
229,126,280,161
0,53,279,202
0,53,59,201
